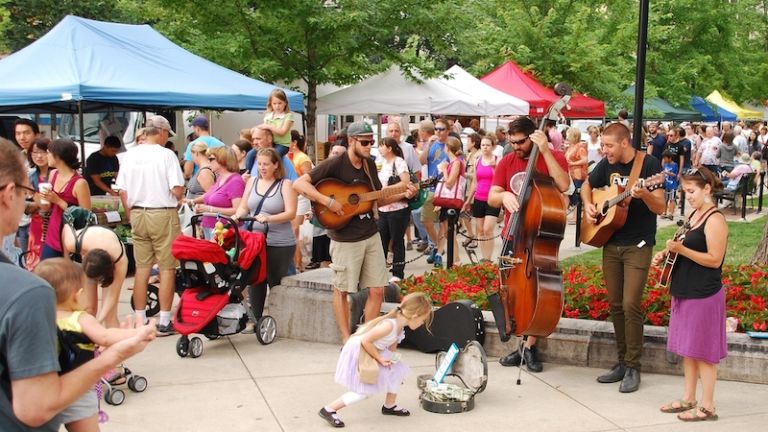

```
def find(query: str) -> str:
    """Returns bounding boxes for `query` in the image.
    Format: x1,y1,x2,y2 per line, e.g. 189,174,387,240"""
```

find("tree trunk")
751,218,768,265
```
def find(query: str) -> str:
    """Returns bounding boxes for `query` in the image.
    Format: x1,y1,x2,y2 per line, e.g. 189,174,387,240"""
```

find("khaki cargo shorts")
130,208,181,270
329,234,388,293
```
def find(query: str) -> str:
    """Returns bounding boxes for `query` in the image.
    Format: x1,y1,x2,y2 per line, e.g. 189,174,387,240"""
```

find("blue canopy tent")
689,96,736,122
0,15,304,114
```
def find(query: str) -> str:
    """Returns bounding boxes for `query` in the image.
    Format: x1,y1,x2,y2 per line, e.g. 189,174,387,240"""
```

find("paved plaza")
100,210,767,431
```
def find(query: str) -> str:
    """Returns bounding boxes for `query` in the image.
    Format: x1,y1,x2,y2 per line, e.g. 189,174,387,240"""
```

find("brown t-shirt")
309,153,382,242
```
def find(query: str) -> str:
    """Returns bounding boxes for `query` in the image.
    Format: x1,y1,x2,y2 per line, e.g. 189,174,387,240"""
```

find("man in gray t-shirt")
0,138,155,430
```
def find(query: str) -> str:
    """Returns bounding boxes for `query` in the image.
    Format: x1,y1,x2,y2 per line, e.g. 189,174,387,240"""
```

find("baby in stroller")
170,215,273,358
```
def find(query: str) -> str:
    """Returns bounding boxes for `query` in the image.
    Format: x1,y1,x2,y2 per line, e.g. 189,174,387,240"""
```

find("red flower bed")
398,262,768,333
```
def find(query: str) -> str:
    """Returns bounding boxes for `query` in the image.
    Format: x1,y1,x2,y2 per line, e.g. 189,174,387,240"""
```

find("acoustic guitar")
312,177,437,230
581,173,665,247
659,226,687,288
658,206,717,288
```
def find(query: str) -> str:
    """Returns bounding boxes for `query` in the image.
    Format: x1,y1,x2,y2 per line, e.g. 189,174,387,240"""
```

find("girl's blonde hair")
445,136,463,157
355,292,433,335
34,258,84,305
566,127,582,143
266,89,291,113
190,140,208,155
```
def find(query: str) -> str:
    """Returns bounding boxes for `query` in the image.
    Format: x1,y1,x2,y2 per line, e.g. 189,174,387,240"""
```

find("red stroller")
171,215,273,358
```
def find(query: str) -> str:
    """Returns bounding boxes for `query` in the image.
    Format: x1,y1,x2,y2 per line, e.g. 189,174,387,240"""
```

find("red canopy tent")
481,61,605,119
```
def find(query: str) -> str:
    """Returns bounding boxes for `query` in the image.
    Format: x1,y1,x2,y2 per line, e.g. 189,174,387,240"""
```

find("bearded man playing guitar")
488,116,571,373
581,122,665,393
293,122,417,343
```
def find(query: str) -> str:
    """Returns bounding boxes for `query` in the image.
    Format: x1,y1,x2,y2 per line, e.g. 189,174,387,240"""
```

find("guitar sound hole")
348,194,360,205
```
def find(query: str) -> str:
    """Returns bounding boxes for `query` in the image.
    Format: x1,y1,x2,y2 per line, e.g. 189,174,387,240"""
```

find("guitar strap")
623,151,646,205
361,158,379,220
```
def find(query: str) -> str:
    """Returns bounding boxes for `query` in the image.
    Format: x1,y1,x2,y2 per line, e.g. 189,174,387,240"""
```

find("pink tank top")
45,171,82,253
474,157,496,201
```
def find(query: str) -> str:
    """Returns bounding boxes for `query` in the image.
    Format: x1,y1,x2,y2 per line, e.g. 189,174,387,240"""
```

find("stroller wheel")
189,337,204,358
176,336,189,357
256,316,277,345
104,388,125,406
130,284,160,317
128,375,148,393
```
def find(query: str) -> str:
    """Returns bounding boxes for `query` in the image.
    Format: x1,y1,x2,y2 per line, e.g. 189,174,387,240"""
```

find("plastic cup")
38,182,52,204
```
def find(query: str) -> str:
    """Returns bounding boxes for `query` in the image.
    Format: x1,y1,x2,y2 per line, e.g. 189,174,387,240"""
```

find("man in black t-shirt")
581,123,665,394
293,122,417,342
663,126,688,174
85,135,120,196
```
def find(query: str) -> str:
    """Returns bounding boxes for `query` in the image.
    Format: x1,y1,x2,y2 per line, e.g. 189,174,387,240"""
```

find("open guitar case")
417,340,488,414
402,300,485,353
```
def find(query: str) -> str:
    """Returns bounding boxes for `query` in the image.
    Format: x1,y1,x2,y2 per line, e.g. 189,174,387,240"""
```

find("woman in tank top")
234,148,297,320
462,136,500,261
39,138,91,260
652,166,728,422
185,141,215,199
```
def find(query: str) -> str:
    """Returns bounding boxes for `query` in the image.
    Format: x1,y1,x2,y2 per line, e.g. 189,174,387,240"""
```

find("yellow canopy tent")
705,90,764,120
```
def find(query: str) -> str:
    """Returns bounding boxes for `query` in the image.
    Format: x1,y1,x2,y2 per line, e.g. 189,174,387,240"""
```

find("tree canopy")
2,0,768,125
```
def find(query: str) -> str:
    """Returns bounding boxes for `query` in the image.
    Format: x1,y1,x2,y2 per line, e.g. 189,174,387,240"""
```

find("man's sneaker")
416,241,429,253
433,254,443,268
155,322,176,337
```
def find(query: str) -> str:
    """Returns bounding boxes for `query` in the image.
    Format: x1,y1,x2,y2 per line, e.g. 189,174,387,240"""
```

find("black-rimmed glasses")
1,183,36,199
355,138,374,147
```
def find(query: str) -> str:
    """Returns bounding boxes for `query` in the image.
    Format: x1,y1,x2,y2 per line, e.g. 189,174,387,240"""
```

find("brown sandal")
677,406,718,422
660,399,696,413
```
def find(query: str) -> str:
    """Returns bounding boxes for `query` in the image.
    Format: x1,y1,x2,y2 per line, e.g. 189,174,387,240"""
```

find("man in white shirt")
386,122,422,175
115,115,185,336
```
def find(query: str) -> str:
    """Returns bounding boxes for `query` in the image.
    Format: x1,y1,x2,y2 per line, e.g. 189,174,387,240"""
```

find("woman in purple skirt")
652,166,728,422
318,293,433,428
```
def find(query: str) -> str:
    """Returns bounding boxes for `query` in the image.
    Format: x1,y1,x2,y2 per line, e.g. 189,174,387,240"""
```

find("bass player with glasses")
293,122,417,343
580,122,665,393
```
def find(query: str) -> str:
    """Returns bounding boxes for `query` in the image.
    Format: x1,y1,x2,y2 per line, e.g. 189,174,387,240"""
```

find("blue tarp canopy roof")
0,15,304,114
689,96,736,122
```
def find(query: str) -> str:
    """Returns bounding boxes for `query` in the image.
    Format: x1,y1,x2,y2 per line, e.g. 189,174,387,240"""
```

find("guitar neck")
608,189,633,207
359,183,408,203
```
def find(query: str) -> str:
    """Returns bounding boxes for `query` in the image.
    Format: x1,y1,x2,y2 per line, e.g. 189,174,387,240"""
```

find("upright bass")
493,84,571,340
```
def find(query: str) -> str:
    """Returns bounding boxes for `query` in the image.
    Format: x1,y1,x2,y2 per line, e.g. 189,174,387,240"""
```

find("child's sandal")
381,405,410,416
318,408,345,428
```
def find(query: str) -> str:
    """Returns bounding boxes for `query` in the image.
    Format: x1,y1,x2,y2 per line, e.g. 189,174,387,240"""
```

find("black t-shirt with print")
309,152,382,242
85,151,119,196
588,152,662,246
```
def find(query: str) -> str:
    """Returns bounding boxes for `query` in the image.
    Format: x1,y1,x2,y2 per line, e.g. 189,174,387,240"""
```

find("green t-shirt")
264,112,294,147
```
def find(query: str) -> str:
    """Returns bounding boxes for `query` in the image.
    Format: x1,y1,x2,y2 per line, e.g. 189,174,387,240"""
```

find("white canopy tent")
316,65,529,116
441,65,529,116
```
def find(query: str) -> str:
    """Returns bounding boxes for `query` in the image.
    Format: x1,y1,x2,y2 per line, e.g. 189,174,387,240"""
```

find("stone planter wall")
271,271,768,384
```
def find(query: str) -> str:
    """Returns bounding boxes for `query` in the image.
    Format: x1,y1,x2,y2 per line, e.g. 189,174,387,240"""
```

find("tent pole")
78,101,85,165
631,0,649,150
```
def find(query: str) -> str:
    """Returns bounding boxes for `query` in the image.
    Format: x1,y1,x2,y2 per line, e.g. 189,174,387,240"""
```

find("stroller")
170,214,273,358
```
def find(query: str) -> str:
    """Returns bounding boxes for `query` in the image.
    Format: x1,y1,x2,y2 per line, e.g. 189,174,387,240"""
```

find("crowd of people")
2,100,763,428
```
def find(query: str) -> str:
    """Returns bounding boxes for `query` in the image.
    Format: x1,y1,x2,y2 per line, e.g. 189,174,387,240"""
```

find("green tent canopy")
622,86,702,122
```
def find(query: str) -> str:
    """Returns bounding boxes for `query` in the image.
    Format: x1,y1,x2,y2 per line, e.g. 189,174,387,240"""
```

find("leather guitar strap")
623,150,645,205
361,158,379,220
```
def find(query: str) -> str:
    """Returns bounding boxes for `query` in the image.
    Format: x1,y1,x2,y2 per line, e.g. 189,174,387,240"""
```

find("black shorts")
471,199,501,218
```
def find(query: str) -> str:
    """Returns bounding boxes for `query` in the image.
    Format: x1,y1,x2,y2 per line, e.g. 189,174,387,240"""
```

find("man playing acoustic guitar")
488,116,571,373
581,122,665,393
293,122,417,343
